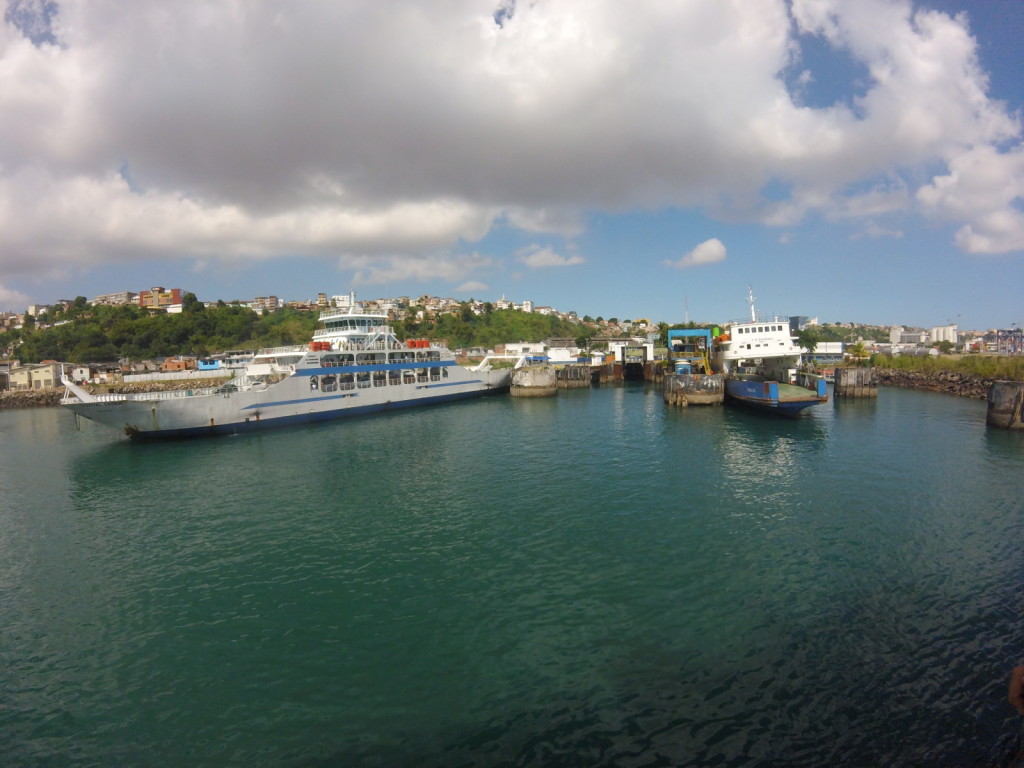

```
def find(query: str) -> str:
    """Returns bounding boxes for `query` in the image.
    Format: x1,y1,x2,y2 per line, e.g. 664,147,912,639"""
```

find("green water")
2,385,1023,766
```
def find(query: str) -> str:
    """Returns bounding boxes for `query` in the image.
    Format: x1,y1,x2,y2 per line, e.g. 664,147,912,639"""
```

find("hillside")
2,299,599,364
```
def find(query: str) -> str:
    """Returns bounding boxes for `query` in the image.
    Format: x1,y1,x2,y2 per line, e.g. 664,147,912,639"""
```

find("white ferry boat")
62,297,519,439
711,288,828,416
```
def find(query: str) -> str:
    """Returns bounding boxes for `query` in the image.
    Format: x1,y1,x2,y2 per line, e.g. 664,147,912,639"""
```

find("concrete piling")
834,367,877,398
510,366,557,397
663,373,724,406
986,381,1024,429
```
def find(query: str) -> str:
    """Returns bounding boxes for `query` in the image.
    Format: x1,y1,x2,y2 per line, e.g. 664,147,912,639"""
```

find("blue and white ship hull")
62,297,517,439
723,375,828,416
711,287,829,417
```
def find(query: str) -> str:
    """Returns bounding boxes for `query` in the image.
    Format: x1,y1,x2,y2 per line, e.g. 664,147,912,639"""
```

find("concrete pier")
663,373,725,407
986,381,1024,429
555,365,591,389
510,366,557,397
834,367,877,398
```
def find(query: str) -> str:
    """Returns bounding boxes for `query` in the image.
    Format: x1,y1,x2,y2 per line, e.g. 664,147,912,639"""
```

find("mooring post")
834,367,877,398
986,381,1024,429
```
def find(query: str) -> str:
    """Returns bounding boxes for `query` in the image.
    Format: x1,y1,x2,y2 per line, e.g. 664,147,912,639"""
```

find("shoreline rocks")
873,368,994,399
0,390,64,409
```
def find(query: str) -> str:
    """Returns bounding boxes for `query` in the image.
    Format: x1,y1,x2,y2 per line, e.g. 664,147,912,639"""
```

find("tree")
795,328,820,355
182,291,203,313
846,341,870,365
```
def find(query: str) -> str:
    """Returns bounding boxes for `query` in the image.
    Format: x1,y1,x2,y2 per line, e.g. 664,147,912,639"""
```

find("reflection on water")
2,388,1024,767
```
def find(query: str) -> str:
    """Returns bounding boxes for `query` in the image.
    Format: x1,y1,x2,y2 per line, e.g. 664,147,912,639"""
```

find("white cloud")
345,251,496,286
0,0,1020,296
666,238,727,269
917,144,1024,254
0,283,30,310
516,244,585,268
457,280,489,293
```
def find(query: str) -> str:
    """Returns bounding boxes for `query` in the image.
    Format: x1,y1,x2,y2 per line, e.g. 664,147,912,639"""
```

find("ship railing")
469,353,527,372
317,306,388,321
62,385,229,404
133,386,228,400
724,315,793,326
61,391,127,404
256,344,308,356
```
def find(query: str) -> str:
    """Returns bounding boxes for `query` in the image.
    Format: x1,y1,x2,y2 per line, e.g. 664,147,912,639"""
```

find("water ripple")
2,390,1023,766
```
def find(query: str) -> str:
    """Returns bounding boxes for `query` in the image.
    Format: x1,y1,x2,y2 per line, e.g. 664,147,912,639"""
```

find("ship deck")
777,382,824,401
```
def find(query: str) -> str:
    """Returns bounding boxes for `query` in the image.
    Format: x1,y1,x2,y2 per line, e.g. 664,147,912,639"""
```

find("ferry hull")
724,376,828,417
65,369,511,439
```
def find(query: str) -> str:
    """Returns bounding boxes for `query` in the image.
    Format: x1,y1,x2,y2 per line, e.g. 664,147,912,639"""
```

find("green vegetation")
873,353,1024,381
4,297,318,363
845,341,870,364
4,297,599,364
795,327,820,354
396,303,595,351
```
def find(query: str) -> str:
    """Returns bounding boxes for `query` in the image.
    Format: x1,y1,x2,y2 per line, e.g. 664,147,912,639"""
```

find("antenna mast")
747,285,756,322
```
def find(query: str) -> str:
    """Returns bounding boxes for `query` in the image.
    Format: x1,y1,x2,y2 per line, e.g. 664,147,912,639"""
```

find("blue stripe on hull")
125,388,503,440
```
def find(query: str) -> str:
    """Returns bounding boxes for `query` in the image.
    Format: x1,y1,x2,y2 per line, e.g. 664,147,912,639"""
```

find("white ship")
62,296,518,439
711,287,828,416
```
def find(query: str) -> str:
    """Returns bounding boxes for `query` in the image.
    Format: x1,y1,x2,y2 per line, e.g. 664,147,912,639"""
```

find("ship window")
403,369,415,384
321,375,337,392
339,374,354,390
389,370,401,385
357,372,370,388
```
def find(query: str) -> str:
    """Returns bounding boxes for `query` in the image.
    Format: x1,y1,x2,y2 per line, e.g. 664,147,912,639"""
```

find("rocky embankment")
0,390,64,408
0,378,231,410
874,368,993,399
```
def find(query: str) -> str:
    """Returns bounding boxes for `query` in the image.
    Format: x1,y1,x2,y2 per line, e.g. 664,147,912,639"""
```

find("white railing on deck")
255,345,308,356
62,383,236,405
317,307,387,321
123,369,236,384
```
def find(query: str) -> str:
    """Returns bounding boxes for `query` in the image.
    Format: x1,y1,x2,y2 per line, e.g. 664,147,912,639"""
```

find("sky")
1,0,1022,330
